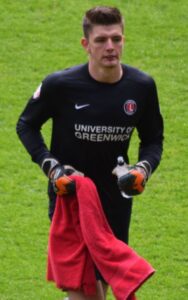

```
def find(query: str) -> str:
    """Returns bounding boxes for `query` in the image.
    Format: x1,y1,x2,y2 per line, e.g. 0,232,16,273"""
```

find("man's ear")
81,37,90,53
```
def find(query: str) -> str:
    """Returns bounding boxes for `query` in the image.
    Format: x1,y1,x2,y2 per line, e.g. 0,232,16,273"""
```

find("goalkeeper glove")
112,156,151,198
41,158,83,196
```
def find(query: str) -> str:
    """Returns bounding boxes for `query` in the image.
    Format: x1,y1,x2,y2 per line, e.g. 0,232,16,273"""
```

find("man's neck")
88,62,123,84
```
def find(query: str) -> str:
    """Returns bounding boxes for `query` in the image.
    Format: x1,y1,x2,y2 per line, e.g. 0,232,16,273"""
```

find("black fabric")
16,63,163,241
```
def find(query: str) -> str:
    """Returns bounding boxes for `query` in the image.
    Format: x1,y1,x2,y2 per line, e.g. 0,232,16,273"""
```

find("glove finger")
130,169,146,192
55,176,75,195
64,165,84,176
118,170,145,196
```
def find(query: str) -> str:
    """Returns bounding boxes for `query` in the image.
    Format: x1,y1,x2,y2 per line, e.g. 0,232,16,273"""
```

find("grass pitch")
0,1,187,299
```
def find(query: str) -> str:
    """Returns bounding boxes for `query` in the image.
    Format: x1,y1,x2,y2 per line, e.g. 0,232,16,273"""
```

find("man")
16,6,163,300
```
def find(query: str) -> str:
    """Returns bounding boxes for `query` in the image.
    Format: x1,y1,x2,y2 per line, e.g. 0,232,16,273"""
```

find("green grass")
0,0,188,299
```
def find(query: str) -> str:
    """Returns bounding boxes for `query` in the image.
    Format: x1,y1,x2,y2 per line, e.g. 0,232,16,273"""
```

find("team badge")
33,83,42,99
123,100,137,116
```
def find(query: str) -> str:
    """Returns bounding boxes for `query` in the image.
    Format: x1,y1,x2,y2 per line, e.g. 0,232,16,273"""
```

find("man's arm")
16,80,53,165
136,78,164,173
113,78,163,197
16,78,83,196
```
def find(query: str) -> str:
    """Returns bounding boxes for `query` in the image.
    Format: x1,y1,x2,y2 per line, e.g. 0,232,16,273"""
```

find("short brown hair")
83,6,124,38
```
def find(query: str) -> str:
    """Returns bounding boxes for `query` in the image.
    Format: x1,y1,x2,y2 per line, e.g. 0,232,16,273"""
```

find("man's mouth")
103,55,117,61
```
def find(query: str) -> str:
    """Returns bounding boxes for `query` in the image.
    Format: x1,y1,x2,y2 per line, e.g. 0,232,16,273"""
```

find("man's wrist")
136,160,152,180
41,157,60,177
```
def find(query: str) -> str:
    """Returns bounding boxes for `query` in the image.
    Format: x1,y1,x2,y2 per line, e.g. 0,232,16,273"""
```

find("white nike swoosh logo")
75,104,90,110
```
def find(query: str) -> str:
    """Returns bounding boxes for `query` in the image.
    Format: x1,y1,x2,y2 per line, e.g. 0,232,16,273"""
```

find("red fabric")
47,176,155,300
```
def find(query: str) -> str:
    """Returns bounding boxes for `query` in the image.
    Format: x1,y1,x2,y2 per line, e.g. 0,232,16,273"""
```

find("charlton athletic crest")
123,100,137,116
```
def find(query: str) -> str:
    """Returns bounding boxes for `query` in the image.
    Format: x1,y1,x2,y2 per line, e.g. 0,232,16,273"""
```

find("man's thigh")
67,280,107,300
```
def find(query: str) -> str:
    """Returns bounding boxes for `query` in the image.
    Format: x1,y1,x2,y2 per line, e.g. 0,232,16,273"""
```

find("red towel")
47,176,155,300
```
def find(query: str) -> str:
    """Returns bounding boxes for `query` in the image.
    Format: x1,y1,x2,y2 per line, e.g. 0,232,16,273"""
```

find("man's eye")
95,38,106,43
112,36,122,42
94,36,122,43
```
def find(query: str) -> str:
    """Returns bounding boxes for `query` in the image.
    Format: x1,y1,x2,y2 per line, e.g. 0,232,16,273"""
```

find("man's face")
82,24,125,69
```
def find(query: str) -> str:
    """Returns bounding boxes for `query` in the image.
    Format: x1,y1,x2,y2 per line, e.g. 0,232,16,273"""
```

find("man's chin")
103,62,119,69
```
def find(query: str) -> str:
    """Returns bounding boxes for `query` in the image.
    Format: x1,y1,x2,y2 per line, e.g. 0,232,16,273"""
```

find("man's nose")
105,38,114,50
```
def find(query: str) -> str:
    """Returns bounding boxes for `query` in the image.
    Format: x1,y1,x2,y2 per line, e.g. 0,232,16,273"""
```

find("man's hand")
117,163,147,196
112,157,151,198
50,165,76,196
41,158,84,196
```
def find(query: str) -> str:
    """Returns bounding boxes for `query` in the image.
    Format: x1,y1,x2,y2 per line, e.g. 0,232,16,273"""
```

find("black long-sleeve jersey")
16,63,163,240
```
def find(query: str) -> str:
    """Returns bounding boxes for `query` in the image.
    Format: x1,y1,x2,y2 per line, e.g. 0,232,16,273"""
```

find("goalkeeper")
16,5,163,300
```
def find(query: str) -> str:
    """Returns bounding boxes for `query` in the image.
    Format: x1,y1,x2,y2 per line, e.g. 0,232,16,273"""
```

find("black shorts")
94,197,133,283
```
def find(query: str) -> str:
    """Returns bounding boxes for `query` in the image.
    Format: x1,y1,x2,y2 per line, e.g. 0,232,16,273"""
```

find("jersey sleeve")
16,76,56,165
136,78,164,172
